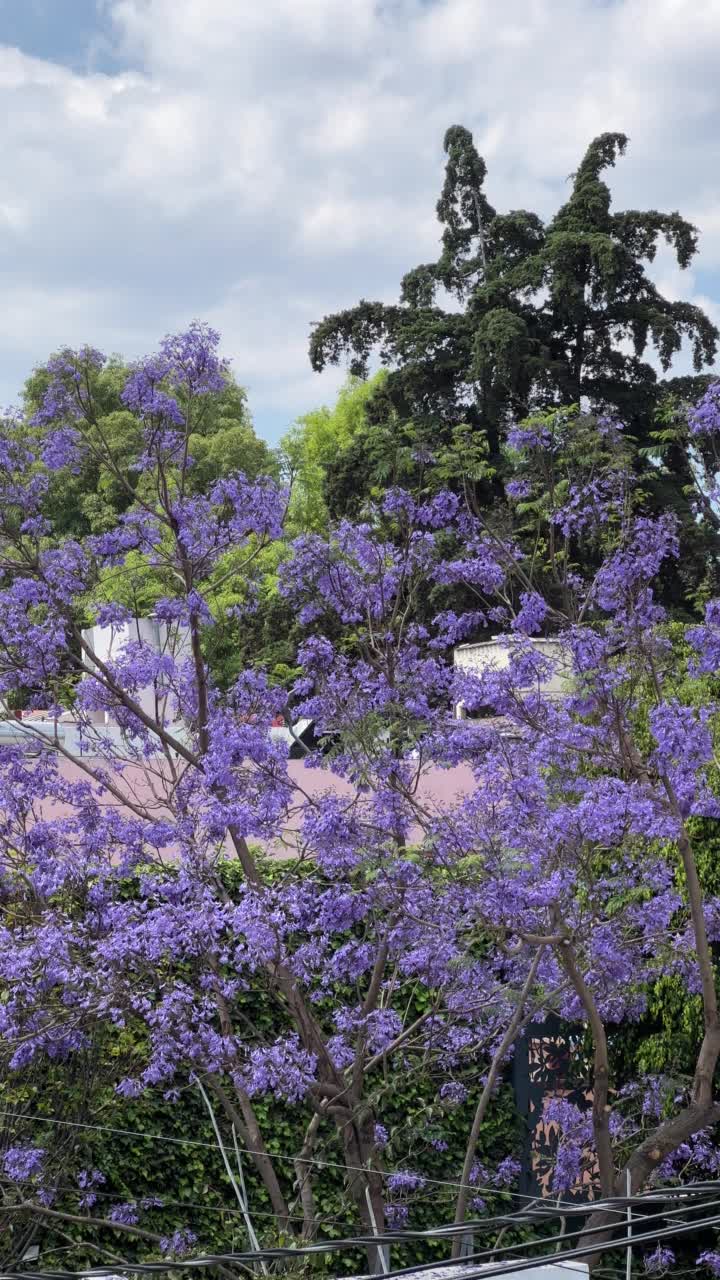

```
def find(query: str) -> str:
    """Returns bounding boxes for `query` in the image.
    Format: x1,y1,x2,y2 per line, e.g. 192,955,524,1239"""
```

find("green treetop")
310,128,718,486
22,356,278,538
280,371,387,533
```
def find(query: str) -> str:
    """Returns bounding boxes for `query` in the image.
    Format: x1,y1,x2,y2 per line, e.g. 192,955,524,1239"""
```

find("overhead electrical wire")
7,1109,709,1221
0,1108,633,1213
365,1190,720,1279
3,1183,720,1279
408,1207,720,1280
6,1112,720,1277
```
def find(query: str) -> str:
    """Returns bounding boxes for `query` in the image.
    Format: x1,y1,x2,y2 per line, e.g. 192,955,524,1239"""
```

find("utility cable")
0,1108,630,1213
7,1109,710,1220
3,1185,720,1278
368,1189,720,1279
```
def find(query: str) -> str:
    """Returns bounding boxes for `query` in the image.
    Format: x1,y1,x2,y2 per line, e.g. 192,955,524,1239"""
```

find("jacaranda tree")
3,326,720,1276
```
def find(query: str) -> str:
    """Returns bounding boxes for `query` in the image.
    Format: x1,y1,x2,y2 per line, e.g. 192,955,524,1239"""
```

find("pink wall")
42,756,477,858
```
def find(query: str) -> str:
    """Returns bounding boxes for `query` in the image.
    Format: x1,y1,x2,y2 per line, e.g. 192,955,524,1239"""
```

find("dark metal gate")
511,1014,591,1200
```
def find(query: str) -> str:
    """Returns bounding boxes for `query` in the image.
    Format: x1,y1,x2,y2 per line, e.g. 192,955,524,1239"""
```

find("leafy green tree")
310,128,718,496
22,357,142,535
22,357,277,537
20,346,282,686
280,372,387,533
1,858,526,1278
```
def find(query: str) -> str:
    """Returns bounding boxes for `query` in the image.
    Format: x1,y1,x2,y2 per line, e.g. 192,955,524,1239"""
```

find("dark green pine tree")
310,127,718,510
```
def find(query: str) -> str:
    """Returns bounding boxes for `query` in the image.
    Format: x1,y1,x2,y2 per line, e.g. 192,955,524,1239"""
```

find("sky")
1,0,720,444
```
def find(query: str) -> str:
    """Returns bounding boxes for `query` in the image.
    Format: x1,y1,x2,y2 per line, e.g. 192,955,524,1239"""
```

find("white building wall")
81,617,192,724
453,637,572,718
345,1261,588,1279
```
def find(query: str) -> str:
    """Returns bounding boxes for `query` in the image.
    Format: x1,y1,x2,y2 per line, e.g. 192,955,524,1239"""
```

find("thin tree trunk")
338,1105,387,1275
578,763,720,1267
207,1076,291,1231
293,1112,321,1241
451,948,544,1257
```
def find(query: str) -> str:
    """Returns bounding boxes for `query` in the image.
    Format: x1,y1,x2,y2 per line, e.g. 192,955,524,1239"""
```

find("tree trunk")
208,1076,292,1233
452,947,544,1258
338,1103,387,1275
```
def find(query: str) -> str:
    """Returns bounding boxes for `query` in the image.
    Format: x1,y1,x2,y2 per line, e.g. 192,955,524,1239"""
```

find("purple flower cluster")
160,1229,198,1257
3,1146,46,1182
384,1203,409,1229
386,1170,426,1193
76,1167,105,1208
688,381,720,436
493,1155,521,1186
643,1245,676,1273
699,1252,720,1276
107,1202,140,1226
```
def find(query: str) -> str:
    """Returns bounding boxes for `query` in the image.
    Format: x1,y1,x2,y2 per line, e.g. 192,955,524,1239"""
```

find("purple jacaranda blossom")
506,478,533,500
384,1204,409,1229
511,592,548,635
76,1167,106,1208
440,1082,468,1105
689,382,720,436
30,346,105,428
240,1037,318,1103
40,425,84,472
644,1245,676,1273
688,599,720,675
699,1252,720,1276
507,422,553,451
3,1147,46,1182
108,1202,140,1226
386,1170,426,1193
493,1156,522,1186
160,1229,198,1257
3,344,720,1244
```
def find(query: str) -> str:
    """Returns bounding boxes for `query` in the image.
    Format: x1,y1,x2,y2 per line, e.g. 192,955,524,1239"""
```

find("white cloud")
0,0,719,436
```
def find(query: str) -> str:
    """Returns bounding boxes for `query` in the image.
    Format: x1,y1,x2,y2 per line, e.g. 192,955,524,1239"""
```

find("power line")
419,1207,720,1280
4,1184,720,1278
8,1111,720,1280
8,1205,720,1280
0,1108,625,1212
18,1177,719,1236
5,1105,719,1230
17,1186,342,1230
372,1190,720,1279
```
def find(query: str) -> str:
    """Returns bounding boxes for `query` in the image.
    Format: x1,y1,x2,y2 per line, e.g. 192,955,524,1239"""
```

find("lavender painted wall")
42,756,477,858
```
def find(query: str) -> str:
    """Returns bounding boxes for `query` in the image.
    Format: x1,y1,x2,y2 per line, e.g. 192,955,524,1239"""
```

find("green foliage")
606,626,720,1097
16,351,284,697
93,550,171,618
641,380,720,609
281,371,387,532
201,540,302,689
22,357,276,538
310,126,720,565
185,380,280,493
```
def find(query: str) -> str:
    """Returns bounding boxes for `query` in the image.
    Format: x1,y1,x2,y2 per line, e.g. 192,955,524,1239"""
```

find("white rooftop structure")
81,615,192,723
0,617,193,757
0,617,319,760
344,1262,588,1279
452,636,572,720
